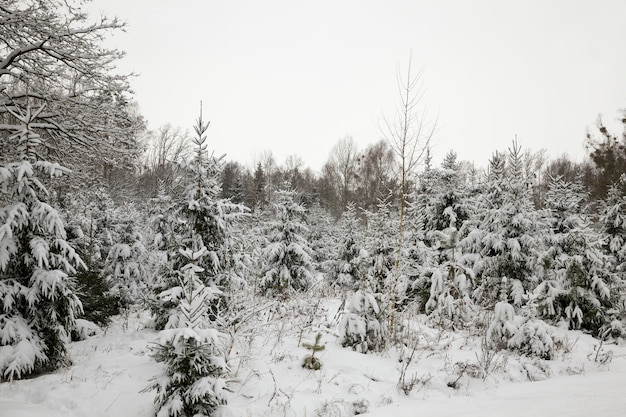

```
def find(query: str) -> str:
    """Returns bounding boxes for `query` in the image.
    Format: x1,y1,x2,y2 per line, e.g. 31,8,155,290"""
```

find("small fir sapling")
148,106,246,329
339,287,386,353
260,188,315,297
144,244,228,417
330,203,365,289
103,204,149,310
302,332,325,370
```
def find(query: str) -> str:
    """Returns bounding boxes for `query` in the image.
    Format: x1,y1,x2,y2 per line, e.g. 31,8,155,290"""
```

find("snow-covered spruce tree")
338,263,387,353
412,151,477,325
425,207,476,328
63,189,118,328
330,202,367,290
468,142,546,309
260,188,315,298
364,197,397,296
103,203,149,310
0,105,83,381
144,243,228,417
422,151,473,235
150,110,246,329
338,198,395,353
537,176,622,335
600,175,626,279
400,190,435,309
145,182,185,330
307,203,336,279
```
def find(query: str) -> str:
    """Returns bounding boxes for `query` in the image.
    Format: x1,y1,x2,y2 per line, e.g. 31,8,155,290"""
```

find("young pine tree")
469,142,546,309
425,207,476,327
537,176,622,335
600,175,626,279
64,190,118,328
103,203,149,310
330,203,367,289
260,188,315,297
0,104,83,380
150,109,246,329
338,198,395,353
144,243,228,417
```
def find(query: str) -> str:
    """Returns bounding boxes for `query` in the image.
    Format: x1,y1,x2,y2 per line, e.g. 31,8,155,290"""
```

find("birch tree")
380,53,437,336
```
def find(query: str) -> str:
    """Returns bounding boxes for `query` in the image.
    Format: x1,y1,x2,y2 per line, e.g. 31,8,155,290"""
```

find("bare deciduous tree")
380,53,437,338
327,135,359,209
0,0,141,179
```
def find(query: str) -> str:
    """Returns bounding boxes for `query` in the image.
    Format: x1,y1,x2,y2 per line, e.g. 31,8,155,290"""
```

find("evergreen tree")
103,203,149,310
488,279,554,359
307,203,336,279
338,270,386,353
64,190,118,327
537,176,622,334
145,182,184,329
144,243,228,417
260,189,315,297
0,105,83,380
149,109,245,329
364,197,397,295
423,151,472,234
468,142,546,308
330,203,366,289
413,151,477,324
251,162,267,210
338,197,396,352
424,206,476,327
600,175,626,278
401,192,435,309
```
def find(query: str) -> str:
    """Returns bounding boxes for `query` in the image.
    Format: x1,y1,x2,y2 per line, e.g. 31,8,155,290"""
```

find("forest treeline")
2,1,626,415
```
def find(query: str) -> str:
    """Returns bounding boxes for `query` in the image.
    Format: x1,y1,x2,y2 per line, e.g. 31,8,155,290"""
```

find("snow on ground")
1,299,625,417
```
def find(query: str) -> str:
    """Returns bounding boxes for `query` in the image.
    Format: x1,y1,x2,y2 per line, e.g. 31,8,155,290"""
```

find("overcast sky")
90,0,626,172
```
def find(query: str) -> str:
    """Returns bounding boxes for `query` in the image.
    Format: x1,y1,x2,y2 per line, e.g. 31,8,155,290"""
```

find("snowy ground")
1,298,625,417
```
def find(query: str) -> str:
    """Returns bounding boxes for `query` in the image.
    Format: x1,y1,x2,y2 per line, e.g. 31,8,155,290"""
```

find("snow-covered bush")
487,300,554,360
339,289,386,353
72,319,101,341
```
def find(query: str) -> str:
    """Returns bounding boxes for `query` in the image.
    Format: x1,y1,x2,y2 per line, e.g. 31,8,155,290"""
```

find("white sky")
89,0,626,172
